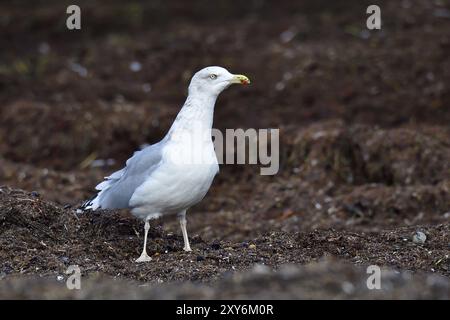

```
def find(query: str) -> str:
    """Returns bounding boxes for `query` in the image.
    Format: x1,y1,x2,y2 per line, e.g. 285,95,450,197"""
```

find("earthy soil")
0,0,449,299
2,259,449,299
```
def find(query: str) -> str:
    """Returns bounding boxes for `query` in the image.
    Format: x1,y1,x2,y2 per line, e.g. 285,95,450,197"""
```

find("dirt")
2,259,449,299
0,0,449,299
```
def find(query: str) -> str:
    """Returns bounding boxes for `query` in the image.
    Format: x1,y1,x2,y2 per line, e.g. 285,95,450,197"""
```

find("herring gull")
81,66,250,262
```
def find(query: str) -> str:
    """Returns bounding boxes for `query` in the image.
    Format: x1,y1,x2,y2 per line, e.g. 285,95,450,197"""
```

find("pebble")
196,255,205,262
69,62,88,78
412,231,427,244
129,61,142,72
30,191,40,198
249,244,256,250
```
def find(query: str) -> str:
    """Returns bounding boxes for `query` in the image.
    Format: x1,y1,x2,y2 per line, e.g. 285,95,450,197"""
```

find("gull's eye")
209,74,217,80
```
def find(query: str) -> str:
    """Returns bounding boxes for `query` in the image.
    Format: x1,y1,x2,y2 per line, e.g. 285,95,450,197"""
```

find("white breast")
129,137,219,220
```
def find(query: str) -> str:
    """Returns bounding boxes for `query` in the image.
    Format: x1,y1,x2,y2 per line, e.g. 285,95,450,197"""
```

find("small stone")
30,191,40,198
196,255,205,262
412,231,427,244
63,204,72,209
249,244,256,250
56,275,64,281
129,61,142,72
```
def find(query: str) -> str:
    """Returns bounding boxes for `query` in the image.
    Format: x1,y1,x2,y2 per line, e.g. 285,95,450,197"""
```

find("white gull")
81,66,250,262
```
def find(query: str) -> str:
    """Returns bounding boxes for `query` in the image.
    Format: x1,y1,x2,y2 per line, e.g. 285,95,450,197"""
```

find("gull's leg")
178,210,192,252
136,219,152,262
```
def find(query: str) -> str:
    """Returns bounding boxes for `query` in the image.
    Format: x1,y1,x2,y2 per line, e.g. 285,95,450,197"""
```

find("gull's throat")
167,91,217,137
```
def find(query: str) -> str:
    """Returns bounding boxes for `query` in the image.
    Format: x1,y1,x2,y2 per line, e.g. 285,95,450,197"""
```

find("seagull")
81,66,250,262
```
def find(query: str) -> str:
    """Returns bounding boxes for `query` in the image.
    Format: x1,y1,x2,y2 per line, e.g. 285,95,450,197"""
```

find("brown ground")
0,0,449,299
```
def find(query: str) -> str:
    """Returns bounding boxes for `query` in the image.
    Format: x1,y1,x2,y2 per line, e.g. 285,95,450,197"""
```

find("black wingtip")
78,194,96,211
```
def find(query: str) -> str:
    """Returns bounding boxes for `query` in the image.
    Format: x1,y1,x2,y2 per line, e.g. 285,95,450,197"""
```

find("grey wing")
82,141,164,210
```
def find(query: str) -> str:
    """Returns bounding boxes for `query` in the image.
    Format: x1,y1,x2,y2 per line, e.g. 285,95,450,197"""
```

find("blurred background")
1,0,449,167
0,0,449,297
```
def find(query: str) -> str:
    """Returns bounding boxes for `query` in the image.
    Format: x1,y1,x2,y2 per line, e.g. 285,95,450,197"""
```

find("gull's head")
188,66,250,96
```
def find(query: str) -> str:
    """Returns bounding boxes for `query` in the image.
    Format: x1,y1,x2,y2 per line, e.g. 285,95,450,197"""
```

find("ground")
0,0,449,299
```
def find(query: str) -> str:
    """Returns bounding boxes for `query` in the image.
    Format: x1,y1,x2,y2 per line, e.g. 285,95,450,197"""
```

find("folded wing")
81,141,164,211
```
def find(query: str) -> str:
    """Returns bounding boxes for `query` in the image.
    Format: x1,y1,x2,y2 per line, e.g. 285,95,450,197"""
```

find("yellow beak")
231,74,251,85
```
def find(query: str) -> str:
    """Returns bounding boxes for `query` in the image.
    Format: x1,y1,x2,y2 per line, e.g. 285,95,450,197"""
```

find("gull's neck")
167,91,218,137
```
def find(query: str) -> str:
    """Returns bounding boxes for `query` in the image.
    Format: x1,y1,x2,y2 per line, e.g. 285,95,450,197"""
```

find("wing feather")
81,141,164,210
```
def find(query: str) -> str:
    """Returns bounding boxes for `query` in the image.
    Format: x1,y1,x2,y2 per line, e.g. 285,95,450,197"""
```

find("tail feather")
79,168,125,212
79,194,100,211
